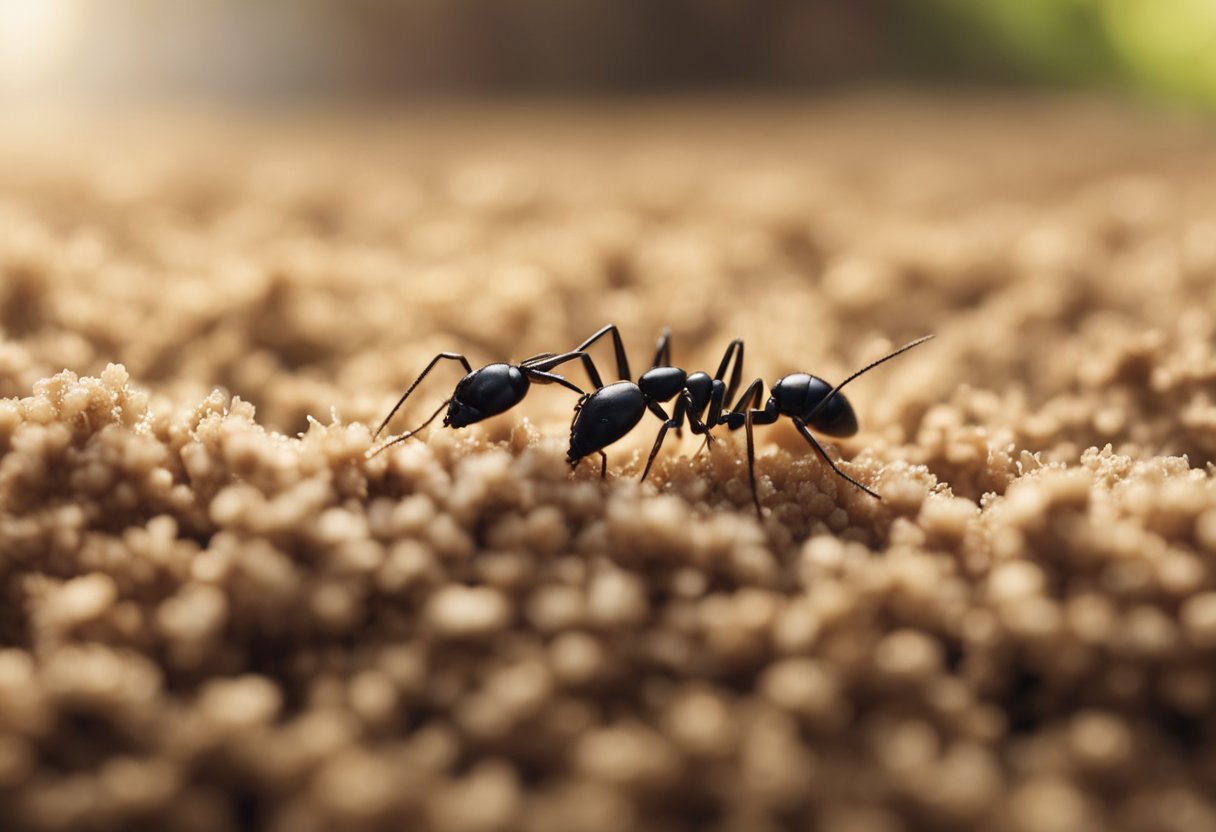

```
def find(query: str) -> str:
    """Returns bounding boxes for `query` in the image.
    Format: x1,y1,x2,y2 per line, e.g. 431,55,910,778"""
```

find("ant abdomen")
568,382,647,464
567,330,746,481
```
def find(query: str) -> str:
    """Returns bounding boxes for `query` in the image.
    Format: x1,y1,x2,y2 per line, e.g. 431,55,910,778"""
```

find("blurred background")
1,0,1215,108
1,0,1214,467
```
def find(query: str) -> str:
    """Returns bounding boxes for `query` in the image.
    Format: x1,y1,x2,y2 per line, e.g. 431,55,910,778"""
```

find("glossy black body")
567,331,746,479
567,381,647,463
684,371,713,410
771,373,859,436
369,325,636,457
445,364,530,428
638,367,687,401
721,335,934,516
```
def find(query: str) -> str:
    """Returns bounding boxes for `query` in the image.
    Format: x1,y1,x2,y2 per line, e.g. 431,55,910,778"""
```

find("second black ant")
367,325,631,457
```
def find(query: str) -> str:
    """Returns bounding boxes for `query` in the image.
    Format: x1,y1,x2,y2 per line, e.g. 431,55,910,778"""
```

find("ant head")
802,377,858,436
772,374,858,437
443,363,530,428
774,336,934,439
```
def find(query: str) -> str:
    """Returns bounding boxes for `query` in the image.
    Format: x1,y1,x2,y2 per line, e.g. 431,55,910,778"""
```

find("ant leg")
746,409,780,519
703,380,727,430
645,399,673,423
724,378,766,430
524,348,591,393
726,346,745,404
526,350,604,395
567,447,609,479
653,327,672,367
527,351,571,369
641,396,687,482
713,339,746,405
745,407,762,517
367,399,450,458
792,419,881,499
525,369,585,395
374,353,472,439
722,379,776,516
574,324,632,386
694,354,750,452
641,423,673,482
691,395,717,457
526,350,587,374
683,392,716,448
519,352,556,364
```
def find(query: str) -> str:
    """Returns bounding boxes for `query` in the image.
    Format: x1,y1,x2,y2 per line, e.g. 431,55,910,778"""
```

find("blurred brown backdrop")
7,0,1215,108
5,0,900,101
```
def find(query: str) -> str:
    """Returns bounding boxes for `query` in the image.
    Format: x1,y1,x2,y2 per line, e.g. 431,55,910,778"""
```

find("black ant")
567,328,746,480
368,325,632,457
721,335,933,516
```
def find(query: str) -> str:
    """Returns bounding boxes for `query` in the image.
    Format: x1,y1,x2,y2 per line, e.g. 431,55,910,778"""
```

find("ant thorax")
638,367,687,401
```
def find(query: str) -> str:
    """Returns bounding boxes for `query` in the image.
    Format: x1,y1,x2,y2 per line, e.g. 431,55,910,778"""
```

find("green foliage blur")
911,0,1216,109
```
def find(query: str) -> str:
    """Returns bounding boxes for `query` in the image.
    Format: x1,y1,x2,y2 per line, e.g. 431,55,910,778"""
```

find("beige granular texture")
2,98,1216,831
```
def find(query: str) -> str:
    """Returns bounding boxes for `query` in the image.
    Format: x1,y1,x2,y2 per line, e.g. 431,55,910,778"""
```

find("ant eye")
600,417,609,425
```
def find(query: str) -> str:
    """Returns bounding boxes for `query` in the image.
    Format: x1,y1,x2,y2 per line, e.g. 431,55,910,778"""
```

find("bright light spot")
0,0,81,91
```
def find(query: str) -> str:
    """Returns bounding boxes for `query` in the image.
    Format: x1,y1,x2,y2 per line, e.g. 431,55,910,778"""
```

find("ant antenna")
802,335,934,426
366,399,449,459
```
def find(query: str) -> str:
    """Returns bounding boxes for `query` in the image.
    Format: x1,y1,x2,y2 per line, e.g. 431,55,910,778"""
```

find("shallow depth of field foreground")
2,99,1216,832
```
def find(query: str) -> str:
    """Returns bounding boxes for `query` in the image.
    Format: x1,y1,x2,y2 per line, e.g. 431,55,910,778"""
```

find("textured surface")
2,98,1216,831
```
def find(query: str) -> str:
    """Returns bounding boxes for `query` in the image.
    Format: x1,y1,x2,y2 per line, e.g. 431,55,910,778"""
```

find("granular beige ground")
2,97,1216,831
